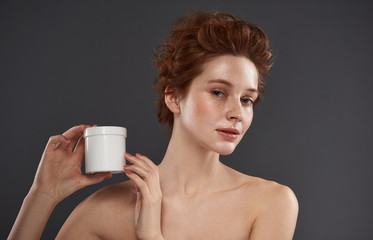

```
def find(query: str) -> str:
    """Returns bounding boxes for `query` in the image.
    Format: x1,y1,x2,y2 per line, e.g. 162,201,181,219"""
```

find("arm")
8,191,57,240
249,184,299,240
8,125,112,240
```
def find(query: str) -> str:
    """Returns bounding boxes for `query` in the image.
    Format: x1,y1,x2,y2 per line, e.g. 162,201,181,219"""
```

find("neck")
158,124,225,198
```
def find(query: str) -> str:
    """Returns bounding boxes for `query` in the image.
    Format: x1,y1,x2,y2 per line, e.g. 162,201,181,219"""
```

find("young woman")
9,11,298,240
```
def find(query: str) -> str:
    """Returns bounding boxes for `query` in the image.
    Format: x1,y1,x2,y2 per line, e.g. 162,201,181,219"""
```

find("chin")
213,143,237,155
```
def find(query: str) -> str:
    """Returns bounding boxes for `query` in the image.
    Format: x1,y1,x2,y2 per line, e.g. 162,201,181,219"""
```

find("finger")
125,154,158,184
134,153,161,192
46,135,71,151
62,125,87,151
79,172,112,188
74,125,96,153
125,170,151,199
124,165,157,186
135,153,159,174
125,153,150,170
124,164,159,197
125,153,161,196
74,135,85,155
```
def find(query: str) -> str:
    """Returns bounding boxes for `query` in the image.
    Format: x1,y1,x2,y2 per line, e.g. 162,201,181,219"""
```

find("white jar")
83,126,127,174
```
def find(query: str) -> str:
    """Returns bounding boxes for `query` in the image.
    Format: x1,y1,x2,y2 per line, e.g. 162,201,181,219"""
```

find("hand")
124,153,164,240
30,125,112,204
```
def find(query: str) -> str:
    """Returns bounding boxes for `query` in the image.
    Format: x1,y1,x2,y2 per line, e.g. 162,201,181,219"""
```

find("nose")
226,99,243,122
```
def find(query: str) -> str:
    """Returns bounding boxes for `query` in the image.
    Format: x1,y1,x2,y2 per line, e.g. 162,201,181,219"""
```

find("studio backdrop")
1,0,372,239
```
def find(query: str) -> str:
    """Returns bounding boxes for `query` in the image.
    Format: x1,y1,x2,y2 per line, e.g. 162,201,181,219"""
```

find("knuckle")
144,169,152,175
49,135,60,142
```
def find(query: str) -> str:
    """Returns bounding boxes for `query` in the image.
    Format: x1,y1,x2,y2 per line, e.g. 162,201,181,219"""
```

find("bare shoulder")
56,180,137,239
245,175,297,208
86,180,137,206
223,165,298,209
240,174,299,239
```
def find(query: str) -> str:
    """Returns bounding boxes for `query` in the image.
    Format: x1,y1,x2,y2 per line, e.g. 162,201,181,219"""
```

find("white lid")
84,126,127,138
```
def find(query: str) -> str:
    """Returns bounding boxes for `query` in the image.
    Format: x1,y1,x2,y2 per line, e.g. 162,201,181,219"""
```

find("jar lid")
84,126,127,138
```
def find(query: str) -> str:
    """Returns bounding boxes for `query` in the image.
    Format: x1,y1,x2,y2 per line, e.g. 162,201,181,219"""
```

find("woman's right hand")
30,125,112,204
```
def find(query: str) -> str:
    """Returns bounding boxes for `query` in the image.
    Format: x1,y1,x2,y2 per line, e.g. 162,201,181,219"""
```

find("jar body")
84,126,126,174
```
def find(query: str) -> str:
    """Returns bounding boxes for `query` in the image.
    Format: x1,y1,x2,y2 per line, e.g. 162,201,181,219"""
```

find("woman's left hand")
124,153,164,240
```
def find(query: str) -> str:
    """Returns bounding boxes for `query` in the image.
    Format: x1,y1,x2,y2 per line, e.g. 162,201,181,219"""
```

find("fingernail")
125,170,131,175
126,152,132,156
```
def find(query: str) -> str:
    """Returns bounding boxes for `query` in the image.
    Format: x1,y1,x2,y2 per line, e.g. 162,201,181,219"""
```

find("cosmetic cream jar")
83,126,127,174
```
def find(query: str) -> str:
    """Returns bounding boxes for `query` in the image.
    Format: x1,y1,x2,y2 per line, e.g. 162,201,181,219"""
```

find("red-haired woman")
9,11,298,240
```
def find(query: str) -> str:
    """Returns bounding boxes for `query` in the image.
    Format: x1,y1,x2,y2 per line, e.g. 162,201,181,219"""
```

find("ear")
164,86,181,114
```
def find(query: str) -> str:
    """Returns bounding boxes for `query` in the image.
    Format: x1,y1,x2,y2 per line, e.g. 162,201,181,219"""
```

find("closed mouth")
216,128,240,135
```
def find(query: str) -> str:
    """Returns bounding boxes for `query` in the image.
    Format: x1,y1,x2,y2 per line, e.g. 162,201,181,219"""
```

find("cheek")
181,95,219,126
242,109,254,133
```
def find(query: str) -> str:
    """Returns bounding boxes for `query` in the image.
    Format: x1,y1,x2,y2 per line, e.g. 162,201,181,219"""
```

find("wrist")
26,186,59,208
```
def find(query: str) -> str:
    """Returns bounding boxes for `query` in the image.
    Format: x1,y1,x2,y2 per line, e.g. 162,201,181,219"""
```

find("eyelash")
211,90,253,106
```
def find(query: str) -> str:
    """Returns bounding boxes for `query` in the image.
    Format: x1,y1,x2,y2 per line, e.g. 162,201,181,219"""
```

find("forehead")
192,55,258,89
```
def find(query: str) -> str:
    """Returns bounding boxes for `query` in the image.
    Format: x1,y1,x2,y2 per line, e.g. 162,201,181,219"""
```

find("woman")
9,11,298,239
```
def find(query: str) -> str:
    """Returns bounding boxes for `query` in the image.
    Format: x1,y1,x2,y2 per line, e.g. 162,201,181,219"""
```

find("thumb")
80,172,112,188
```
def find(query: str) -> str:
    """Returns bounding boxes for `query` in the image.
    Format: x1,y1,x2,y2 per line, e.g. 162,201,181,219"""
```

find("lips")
216,128,240,140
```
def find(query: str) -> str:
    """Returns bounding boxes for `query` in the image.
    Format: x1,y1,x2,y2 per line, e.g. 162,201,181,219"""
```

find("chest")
160,194,254,240
99,191,256,240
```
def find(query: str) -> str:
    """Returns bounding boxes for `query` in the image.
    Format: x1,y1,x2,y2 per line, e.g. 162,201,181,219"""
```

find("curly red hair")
153,11,273,129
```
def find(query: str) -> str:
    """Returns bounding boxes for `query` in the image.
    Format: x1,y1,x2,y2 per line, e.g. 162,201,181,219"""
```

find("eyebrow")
207,79,259,93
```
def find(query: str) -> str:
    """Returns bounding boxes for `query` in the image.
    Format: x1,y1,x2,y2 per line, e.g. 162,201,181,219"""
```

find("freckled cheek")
186,96,221,126
194,100,215,121
242,109,254,132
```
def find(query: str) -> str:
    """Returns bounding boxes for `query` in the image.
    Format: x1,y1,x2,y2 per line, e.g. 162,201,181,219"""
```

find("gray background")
1,0,372,239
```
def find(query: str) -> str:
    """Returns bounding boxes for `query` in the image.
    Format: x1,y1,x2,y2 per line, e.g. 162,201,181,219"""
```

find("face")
176,55,259,155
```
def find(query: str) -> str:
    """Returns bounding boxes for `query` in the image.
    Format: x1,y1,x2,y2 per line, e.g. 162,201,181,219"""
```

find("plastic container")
83,126,127,174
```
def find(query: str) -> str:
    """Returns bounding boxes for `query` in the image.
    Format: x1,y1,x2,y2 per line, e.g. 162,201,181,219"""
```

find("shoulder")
75,180,137,217
248,176,297,209
241,176,299,239
222,164,297,204
87,180,137,206
222,165,298,216
240,175,298,215
57,180,137,239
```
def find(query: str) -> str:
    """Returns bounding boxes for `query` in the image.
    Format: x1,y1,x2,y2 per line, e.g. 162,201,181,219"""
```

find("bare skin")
57,56,298,239
57,167,297,240
9,56,298,240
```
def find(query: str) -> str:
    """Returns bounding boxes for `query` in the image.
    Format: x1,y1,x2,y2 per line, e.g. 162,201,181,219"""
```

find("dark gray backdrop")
1,0,372,239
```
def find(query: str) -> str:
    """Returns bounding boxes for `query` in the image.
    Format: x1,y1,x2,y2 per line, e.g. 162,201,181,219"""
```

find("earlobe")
164,86,180,114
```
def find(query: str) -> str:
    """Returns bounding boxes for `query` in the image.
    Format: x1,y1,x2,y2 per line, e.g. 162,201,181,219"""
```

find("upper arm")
56,182,136,239
249,184,299,240
56,195,103,239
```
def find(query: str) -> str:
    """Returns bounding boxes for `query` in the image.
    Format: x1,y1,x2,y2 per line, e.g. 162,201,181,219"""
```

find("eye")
212,90,224,97
241,97,253,106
